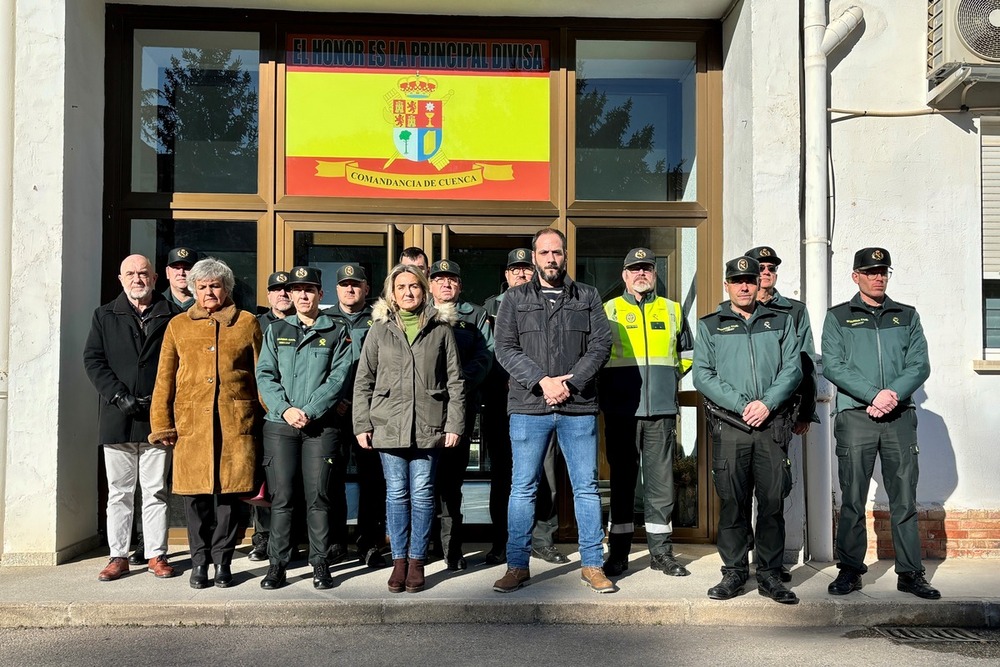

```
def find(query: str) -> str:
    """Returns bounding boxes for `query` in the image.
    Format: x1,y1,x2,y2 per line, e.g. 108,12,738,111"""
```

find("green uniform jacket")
693,302,802,415
352,299,466,448
764,290,819,424
324,302,375,386
450,299,494,395
163,287,194,312
821,293,930,414
256,313,353,423
600,292,693,418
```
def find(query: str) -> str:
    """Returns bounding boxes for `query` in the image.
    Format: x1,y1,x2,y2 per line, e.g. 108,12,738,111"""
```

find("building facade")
0,0,997,565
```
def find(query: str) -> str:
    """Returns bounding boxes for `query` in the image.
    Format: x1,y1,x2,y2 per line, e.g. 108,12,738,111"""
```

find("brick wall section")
854,506,1000,559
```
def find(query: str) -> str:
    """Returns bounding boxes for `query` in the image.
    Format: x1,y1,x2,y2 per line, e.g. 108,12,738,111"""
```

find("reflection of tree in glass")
577,76,680,201
399,130,412,154
140,48,257,192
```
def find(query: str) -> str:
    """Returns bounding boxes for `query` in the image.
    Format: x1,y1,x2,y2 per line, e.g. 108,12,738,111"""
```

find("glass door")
573,223,710,542
431,225,540,536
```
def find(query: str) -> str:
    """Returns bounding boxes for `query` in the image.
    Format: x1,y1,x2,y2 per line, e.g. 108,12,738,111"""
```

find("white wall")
3,0,103,564
723,0,808,560
57,0,103,557
726,0,1000,515
825,0,997,509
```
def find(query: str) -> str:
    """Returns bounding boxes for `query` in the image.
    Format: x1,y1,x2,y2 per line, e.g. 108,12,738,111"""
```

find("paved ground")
2,624,999,666
0,544,997,628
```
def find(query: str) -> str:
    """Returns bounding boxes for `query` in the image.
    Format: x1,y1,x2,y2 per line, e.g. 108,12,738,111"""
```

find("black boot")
247,533,268,562
603,533,630,577
897,571,941,600
651,551,691,577
707,571,746,600
214,563,233,588
260,563,286,590
313,560,335,590
189,564,211,590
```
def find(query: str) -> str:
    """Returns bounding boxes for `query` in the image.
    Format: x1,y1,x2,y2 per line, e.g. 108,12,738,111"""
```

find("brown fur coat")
149,300,262,495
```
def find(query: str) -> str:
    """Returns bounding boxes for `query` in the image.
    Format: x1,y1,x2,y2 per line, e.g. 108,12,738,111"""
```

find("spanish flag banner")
285,35,551,201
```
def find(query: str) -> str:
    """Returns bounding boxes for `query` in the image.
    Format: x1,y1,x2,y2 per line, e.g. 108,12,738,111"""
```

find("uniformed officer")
246,270,295,563
162,247,198,311
255,266,353,590
822,248,939,600
600,248,693,578
745,245,819,583
428,259,493,570
324,263,385,569
482,249,567,566
693,256,802,603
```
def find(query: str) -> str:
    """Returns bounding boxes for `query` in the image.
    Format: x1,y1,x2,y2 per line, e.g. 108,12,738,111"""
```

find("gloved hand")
112,391,142,417
136,396,152,411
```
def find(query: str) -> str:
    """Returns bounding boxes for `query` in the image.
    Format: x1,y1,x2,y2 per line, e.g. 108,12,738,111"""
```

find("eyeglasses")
759,263,778,273
856,268,892,278
432,275,459,284
625,265,655,274
507,266,533,275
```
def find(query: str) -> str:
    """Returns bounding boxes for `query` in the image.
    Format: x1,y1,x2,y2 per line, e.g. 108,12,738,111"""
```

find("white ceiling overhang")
118,0,736,20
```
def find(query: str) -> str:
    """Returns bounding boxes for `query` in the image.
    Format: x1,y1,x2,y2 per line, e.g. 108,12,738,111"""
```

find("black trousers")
328,425,351,552
183,494,246,567
709,414,792,581
484,401,559,551
354,440,388,553
434,408,476,560
605,414,678,557
263,420,339,567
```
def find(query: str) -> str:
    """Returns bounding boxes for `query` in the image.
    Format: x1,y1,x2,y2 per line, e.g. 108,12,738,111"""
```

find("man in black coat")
84,254,181,581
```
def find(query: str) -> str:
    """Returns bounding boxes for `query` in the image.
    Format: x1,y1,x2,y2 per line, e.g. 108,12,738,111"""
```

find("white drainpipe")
803,2,863,563
0,0,14,556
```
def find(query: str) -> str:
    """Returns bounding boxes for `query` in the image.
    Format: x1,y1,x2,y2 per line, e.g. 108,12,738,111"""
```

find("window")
575,40,697,202
132,30,260,193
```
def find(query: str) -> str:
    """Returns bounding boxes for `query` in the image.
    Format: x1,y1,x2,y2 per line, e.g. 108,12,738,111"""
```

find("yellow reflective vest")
600,293,693,417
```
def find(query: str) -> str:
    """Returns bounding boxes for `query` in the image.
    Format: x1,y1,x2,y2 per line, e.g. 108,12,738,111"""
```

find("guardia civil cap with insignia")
744,246,782,266
725,255,760,280
266,271,290,290
166,247,198,267
429,259,461,278
853,247,892,270
623,247,656,268
287,265,322,287
506,248,532,268
336,263,367,283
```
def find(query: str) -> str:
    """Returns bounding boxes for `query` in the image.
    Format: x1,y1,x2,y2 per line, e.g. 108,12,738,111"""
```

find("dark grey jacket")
83,292,181,444
494,274,611,415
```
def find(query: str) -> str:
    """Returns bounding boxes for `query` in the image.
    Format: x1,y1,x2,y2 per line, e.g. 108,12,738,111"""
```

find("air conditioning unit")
928,0,1000,82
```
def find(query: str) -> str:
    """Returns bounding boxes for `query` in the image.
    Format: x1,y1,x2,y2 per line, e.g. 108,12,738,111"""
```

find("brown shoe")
147,555,176,578
493,567,530,593
387,558,407,593
98,557,129,582
405,558,425,593
581,565,618,593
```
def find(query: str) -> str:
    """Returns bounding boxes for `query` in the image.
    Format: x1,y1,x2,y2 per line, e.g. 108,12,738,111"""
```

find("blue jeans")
506,413,604,568
380,448,440,560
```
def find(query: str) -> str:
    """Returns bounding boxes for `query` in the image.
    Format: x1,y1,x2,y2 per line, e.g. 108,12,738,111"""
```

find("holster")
703,398,752,434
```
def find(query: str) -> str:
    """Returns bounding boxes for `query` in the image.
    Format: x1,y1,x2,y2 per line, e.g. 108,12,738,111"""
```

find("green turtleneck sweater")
399,308,421,344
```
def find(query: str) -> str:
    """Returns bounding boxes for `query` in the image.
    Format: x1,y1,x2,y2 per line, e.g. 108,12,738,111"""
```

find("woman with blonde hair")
353,263,464,593
149,257,262,589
